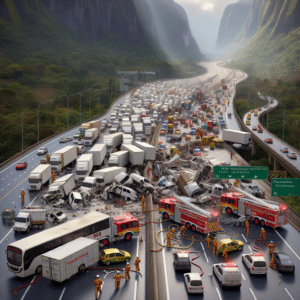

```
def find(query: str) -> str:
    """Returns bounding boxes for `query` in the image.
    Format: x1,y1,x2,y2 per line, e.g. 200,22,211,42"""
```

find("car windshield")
190,280,202,286
81,182,93,188
278,254,290,260
15,217,26,223
3,211,11,216
118,250,125,256
56,212,63,217
178,258,190,263
253,261,266,267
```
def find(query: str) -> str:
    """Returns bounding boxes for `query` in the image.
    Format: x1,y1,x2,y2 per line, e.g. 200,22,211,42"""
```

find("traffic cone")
140,235,143,242
269,254,276,270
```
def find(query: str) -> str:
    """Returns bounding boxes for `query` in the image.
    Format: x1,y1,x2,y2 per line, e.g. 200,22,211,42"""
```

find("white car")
213,263,241,289
37,147,48,155
184,273,203,294
46,210,67,223
242,253,268,275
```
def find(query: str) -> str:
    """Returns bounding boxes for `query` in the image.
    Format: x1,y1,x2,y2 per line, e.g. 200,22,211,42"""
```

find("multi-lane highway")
1,62,299,300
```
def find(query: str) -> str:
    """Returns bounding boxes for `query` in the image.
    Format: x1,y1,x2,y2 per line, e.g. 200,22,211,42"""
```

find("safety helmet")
127,262,130,265
261,228,263,230
96,275,99,278
136,255,139,258
117,271,120,274
270,241,273,243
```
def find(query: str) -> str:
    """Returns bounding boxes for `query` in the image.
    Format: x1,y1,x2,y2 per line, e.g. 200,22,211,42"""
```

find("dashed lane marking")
249,288,257,300
241,274,245,280
241,234,248,243
7,183,10,186
21,275,36,300
160,222,170,300
216,287,222,300
58,287,66,300
0,188,3,191
0,228,13,245
285,288,295,300
203,250,209,263
0,176,29,202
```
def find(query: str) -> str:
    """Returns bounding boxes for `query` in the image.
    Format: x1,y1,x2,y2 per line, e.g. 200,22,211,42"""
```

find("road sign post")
213,166,268,180
271,178,300,196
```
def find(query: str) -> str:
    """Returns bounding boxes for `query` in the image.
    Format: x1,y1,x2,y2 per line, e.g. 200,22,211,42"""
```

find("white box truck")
90,120,101,130
42,237,99,282
121,121,132,134
134,141,156,161
88,143,106,169
121,144,145,166
43,174,76,201
108,151,129,167
131,115,141,123
50,146,77,173
93,167,126,186
13,206,46,233
222,129,251,147
142,117,152,136
133,123,143,139
103,132,123,156
122,134,133,145
79,176,102,193
84,128,99,146
75,154,93,181
28,164,51,191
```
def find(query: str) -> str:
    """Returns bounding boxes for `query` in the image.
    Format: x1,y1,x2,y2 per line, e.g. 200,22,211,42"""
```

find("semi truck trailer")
84,128,99,146
50,146,77,173
134,141,156,161
121,144,144,166
75,154,93,181
108,151,129,167
88,144,106,169
93,167,126,186
103,132,123,156
222,129,251,147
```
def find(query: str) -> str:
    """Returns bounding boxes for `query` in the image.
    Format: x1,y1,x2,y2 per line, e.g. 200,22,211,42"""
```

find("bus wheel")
124,233,132,241
35,265,42,275
254,218,259,225
260,220,265,226
78,264,85,273
163,213,169,219
185,222,191,229
191,225,196,232
226,208,232,214
100,239,109,247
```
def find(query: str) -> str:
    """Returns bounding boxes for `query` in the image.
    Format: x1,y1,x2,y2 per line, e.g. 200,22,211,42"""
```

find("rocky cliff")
0,0,201,62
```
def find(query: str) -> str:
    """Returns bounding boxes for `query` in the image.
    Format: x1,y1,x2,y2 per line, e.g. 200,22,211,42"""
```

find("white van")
213,263,241,289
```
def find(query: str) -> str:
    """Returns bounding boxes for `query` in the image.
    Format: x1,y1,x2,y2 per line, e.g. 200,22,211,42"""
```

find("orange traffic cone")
269,254,276,270
140,235,143,242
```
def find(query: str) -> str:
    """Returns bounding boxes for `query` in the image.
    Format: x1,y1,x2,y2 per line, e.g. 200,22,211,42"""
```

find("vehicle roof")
175,251,189,258
185,273,201,280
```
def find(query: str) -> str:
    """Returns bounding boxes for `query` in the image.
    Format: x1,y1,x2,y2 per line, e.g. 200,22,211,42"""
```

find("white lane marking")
28,197,37,207
14,179,17,181
2,178,4,180
241,274,245,280
200,242,205,251
160,222,170,300
20,175,22,177
274,229,300,261
285,288,295,300
0,228,13,245
203,251,209,263
0,188,3,191
58,287,66,300
248,246,252,251
11,172,13,174
136,236,139,257
21,275,36,300
133,280,138,300
216,287,223,300
249,288,258,300
8,183,10,186
241,234,247,243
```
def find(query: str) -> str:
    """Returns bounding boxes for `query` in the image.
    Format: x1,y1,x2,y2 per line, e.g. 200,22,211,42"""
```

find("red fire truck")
158,194,220,233
220,190,288,228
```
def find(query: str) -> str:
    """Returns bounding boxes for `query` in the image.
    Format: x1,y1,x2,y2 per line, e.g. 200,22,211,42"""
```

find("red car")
16,162,27,170
264,138,273,144
258,108,262,111
160,130,166,135
177,116,181,120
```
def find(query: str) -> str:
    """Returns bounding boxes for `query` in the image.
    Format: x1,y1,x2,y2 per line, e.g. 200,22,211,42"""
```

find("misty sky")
175,0,239,53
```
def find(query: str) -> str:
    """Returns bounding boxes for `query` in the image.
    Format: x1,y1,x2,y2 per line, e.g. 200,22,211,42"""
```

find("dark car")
173,251,191,272
16,162,27,170
274,252,295,273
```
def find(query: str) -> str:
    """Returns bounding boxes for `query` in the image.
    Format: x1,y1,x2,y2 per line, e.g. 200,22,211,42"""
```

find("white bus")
7,212,111,277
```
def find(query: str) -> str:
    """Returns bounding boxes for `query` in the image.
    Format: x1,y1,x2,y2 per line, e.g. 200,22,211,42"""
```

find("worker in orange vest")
134,256,141,272
268,241,280,255
141,195,145,211
206,234,212,249
166,231,172,247
113,271,124,291
245,220,250,235
125,262,131,281
94,274,102,299
223,246,229,260
171,227,176,238
52,171,56,183
180,225,186,236
21,189,25,204
213,238,218,255
258,228,267,240
46,154,50,163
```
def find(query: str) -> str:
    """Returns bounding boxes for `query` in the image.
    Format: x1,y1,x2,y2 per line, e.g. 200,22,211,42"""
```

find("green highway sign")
213,166,268,180
271,178,300,196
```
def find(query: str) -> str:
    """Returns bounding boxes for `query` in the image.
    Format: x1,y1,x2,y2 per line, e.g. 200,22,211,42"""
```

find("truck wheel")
254,218,260,225
78,264,85,273
163,213,169,220
26,227,30,233
185,222,191,229
260,220,265,226
226,208,232,214
35,265,42,275
38,225,43,229
124,233,132,241
106,261,111,266
191,225,196,232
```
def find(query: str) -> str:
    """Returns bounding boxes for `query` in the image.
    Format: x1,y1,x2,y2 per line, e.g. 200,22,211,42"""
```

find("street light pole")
280,102,286,141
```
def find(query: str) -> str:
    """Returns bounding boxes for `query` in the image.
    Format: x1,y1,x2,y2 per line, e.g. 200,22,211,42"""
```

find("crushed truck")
42,237,99,282
79,176,102,193
158,194,220,234
103,132,123,156
134,141,156,161
84,128,99,146
108,151,129,167
50,146,77,173
222,129,251,147
177,172,202,198
221,187,288,228
28,164,51,191
88,143,106,170
75,154,93,182
13,206,46,233
121,144,145,166
93,167,126,186
43,174,76,201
